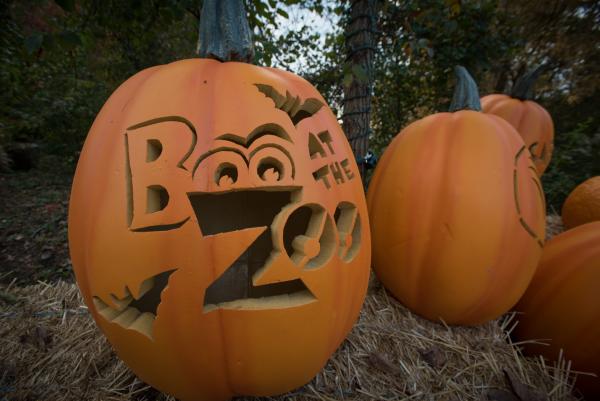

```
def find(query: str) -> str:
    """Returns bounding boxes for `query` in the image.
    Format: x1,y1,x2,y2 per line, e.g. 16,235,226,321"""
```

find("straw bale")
0,215,579,400
0,282,578,401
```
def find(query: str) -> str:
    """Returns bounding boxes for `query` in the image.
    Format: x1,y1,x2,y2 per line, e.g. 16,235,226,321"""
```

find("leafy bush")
542,118,600,212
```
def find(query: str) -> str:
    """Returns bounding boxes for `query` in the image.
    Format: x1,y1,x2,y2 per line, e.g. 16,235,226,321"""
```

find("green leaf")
254,0,268,17
276,8,289,19
54,0,75,12
43,34,56,51
451,3,461,16
59,32,81,48
263,53,272,66
24,33,44,54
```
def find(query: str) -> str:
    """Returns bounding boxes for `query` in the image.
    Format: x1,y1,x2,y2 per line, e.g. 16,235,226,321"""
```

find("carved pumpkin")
513,222,600,398
481,67,554,175
367,67,546,325
68,59,370,400
561,176,600,229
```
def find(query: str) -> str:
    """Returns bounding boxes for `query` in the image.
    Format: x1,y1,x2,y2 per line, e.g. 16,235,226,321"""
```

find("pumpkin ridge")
415,113,463,319
407,114,449,309
458,115,529,323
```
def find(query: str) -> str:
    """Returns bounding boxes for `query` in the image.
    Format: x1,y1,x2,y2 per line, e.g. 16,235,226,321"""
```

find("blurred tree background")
0,0,598,211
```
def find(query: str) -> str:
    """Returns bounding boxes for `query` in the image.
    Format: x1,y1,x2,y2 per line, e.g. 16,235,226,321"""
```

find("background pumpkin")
513,222,600,398
367,67,546,326
481,66,554,175
561,176,600,229
68,2,370,400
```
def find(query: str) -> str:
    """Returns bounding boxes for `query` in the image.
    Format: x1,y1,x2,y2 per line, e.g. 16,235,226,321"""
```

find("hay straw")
546,214,564,240
0,281,579,401
0,216,579,400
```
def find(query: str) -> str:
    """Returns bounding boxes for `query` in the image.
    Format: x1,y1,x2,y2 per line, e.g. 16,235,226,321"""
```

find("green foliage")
370,0,516,152
1,0,598,212
0,0,198,163
246,0,336,67
266,3,346,116
365,0,600,209
542,114,600,212
0,0,333,163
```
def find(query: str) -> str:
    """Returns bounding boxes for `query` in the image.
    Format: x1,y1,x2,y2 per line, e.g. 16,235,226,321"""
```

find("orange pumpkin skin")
367,111,546,325
481,94,554,175
561,176,600,229
513,222,600,398
68,59,370,401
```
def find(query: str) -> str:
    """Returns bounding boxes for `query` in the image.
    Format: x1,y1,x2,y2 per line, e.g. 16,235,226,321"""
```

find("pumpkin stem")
198,0,254,63
449,66,482,112
510,65,545,100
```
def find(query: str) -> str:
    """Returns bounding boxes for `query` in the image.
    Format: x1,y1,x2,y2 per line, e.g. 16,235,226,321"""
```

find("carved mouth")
94,188,319,326
93,270,175,339
188,188,299,236
188,188,317,312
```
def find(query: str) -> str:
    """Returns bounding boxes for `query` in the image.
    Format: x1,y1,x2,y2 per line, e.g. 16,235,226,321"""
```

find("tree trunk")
343,0,378,180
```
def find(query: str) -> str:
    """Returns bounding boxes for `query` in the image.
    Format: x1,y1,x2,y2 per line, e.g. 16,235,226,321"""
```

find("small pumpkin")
68,3,370,400
481,66,554,175
367,67,546,325
561,176,600,229
513,222,600,398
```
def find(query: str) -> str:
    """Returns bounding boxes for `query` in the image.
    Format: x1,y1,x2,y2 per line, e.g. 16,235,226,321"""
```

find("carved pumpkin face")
481,94,554,175
68,59,370,401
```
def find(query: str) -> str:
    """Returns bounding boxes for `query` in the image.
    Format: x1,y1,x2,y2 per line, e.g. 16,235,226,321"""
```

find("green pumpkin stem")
198,0,254,63
510,65,545,100
449,66,482,112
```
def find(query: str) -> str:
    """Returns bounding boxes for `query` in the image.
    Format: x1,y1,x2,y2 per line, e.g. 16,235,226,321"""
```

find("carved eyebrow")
255,84,324,125
192,147,248,178
217,123,292,147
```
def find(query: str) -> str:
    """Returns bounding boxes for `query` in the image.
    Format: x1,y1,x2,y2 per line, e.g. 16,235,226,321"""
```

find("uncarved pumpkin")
513,222,600,398
561,176,600,229
68,59,370,400
367,67,546,325
481,68,554,176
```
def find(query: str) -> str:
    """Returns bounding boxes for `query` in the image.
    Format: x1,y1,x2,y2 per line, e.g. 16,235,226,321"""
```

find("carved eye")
249,146,293,184
193,150,247,190
215,163,238,188
257,158,283,182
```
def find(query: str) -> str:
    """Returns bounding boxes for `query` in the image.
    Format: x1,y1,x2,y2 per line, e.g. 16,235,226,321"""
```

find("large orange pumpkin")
481,67,554,175
367,67,546,325
561,176,600,229
68,58,370,400
513,222,600,398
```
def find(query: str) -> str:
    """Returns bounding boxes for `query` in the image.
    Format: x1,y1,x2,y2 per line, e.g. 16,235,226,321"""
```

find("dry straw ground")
0,215,583,401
